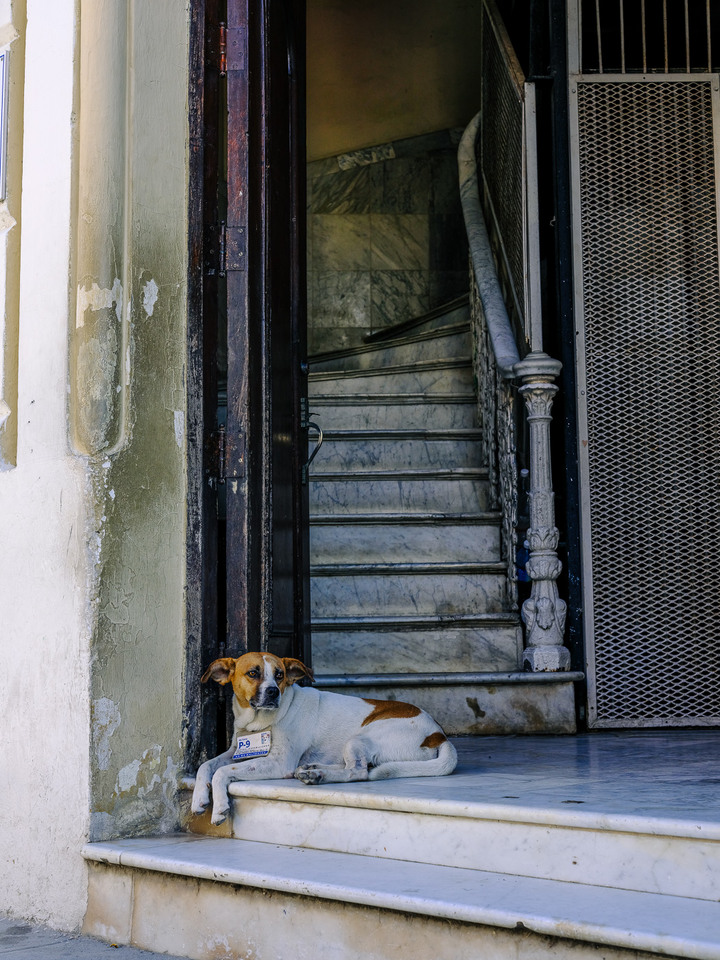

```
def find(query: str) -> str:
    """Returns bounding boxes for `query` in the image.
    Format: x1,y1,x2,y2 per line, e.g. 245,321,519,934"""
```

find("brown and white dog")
191,651,457,825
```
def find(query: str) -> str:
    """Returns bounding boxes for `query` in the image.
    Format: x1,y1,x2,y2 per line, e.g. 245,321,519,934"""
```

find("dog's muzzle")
253,684,280,709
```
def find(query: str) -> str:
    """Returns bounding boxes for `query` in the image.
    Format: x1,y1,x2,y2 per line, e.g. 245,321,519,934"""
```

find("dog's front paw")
210,802,230,826
191,782,211,816
295,765,325,785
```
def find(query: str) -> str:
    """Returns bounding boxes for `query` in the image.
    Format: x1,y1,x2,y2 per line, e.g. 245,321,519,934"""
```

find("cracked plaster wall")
0,0,190,932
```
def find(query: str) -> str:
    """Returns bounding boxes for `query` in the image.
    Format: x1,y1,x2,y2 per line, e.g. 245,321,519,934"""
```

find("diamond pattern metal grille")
576,79,720,727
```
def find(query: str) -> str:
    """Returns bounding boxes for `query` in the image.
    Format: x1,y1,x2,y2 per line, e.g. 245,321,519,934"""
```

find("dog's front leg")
210,756,297,825
191,747,237,816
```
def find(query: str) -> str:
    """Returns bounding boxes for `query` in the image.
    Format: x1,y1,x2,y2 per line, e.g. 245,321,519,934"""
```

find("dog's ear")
201,658,237,685
282,658,314,685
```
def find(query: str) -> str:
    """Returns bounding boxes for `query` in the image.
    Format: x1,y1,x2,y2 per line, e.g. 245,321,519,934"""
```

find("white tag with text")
232,730,272,761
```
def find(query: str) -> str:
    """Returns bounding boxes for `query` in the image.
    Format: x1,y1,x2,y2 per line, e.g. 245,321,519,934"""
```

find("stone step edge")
82,836,720,959
311,562,506,576
309,393,476,404
315,429,483,441
308,321,471,368
313,671,582,688
310,468,489,481
309,357,471,381
310,512,502,525
311,613,518,629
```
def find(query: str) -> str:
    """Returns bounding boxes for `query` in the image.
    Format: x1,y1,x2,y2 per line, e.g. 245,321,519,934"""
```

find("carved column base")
523,641,571,672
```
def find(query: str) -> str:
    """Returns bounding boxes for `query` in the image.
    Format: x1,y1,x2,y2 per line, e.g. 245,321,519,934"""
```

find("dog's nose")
266,685,280,701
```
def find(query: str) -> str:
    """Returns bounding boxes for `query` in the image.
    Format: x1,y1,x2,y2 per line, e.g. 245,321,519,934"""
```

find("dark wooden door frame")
186,0,309,765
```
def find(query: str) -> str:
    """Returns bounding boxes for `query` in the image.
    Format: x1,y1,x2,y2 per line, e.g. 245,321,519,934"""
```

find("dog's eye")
246,668,260,678
274,670,284,682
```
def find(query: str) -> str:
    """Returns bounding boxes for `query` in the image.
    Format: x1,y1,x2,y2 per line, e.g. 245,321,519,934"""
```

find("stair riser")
227,797,719,903
86,861,665,960
310,523,500,564
310,478,492,514
314,330,471,372
307,401,477,431
310,625,522,673
310,572,506,617
309,365,474,396
311,438,483,472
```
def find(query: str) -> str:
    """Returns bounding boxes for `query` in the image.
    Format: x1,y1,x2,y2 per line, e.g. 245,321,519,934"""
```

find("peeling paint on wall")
173,410,184,449
92,697,121,771
142,277,159,316
76,278,123,329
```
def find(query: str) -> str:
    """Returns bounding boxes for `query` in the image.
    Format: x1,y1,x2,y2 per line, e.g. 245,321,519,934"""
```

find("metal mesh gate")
572,77,720,726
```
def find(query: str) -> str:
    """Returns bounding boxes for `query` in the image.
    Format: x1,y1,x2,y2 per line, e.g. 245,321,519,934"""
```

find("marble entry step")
309,519,500,564
310,430,485,472
83,834,720,960
310,566,507,618
307,394,477,430
218,772,720,906
310,323,472,373
309,357,474,396
310,618,522,674
309,472,492,514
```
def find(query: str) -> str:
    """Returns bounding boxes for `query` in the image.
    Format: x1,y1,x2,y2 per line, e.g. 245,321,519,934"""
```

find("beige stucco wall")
0,0,190,930
307,0,484,160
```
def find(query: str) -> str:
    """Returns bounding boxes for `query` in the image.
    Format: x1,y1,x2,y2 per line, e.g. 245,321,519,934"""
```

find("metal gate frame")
569,62,720,727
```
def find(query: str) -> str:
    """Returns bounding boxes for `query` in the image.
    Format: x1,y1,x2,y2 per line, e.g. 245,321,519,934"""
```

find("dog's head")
201,652,313,711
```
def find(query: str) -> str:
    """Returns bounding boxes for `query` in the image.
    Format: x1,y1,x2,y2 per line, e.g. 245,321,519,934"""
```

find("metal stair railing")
458,0,569,672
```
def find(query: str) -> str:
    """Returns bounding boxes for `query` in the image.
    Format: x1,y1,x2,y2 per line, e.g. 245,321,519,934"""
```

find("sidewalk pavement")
0,916,188,960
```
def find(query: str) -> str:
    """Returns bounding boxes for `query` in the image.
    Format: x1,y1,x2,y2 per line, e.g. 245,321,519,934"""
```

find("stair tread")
311,562,505,575
309,321,471,367
311,468,488,479
318,428,483,438
309,357,472,380
310,512,501,524
83,835,720,959
311,612,519,627
309,394,476,403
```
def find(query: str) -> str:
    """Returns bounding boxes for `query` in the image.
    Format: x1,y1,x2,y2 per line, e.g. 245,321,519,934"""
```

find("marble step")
309,471,492,514
310,564,507,618
309,518,501,564
218,770,720,906
310,615,522,674
311,430,484,472
310,324,471,373
307,394,478,430
83,834,720,960
309,357,474,396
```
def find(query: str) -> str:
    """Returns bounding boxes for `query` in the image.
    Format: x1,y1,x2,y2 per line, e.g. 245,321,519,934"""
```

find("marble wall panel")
307,130,469,352
370,214,429,271
312,215,372,271
370,270,429,328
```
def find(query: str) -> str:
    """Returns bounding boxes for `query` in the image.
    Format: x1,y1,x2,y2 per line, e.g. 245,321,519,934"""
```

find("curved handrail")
458,112,520,379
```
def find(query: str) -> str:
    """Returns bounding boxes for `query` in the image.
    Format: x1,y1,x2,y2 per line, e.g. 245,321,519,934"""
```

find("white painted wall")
0,0,93,929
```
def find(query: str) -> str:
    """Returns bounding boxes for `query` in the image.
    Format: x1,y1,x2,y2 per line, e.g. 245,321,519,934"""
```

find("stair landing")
84,731,720,960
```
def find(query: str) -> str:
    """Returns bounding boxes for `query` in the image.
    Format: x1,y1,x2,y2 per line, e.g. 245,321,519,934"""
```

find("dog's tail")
368,738,458,781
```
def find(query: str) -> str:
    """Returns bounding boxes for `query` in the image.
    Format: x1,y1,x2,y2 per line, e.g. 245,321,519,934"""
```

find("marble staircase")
306,300,576,735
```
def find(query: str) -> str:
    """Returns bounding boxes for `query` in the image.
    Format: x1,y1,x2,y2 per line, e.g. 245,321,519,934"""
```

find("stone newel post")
514,352,570,672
